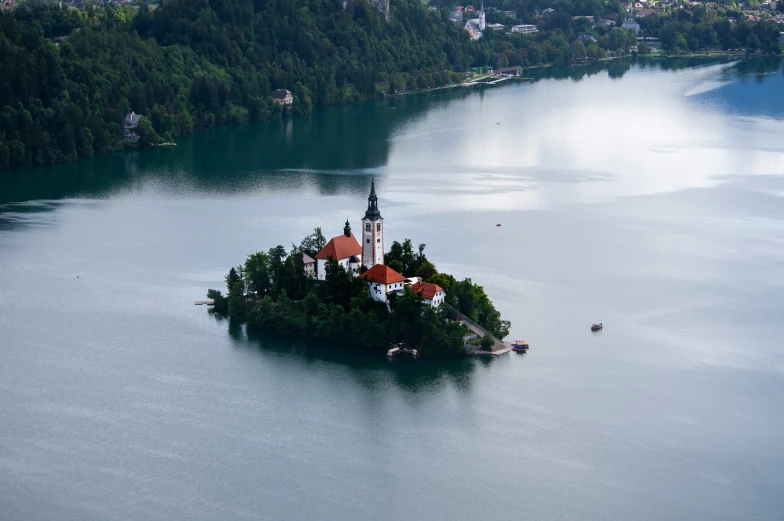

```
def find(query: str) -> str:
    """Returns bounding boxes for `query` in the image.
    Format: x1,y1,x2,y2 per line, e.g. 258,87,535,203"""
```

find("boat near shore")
512,340,529,352
591,323,603,331
387,345,419,358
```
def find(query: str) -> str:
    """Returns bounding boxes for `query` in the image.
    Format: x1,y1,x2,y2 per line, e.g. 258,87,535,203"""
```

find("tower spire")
344,217,351,237
364,179,381,221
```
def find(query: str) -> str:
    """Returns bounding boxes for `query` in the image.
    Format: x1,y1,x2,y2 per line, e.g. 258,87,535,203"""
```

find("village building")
503,10,517,18
493,66,524,76
463,0,485,39
363,264,408,303
314,220,362,281
410,281,446,308
123,111,141,140
622,18,641,34
302,253,316,279
637,36,661,48
271,89,293,106
511,24,538,34
486,22,504,30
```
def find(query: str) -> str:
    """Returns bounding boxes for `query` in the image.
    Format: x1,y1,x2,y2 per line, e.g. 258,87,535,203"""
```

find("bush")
480,334,494,351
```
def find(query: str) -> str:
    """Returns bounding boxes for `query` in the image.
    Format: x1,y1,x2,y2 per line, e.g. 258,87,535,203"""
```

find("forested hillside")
0,0,482,171
1,0,781,172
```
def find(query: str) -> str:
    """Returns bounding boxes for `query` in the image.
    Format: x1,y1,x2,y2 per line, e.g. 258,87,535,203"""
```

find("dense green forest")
207,232,510,356
0,0,485,171
0,0,780,171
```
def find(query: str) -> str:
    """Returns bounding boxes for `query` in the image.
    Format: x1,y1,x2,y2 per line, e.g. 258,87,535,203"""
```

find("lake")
1,57,783,520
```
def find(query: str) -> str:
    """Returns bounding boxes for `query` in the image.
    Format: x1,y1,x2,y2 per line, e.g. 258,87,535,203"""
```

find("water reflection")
233,322,481,394
0,58,782,212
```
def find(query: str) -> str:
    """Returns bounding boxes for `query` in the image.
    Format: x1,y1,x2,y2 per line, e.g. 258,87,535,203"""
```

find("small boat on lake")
591,323,603,331
512,340,529,352
496,223,501,227
387,347,401,357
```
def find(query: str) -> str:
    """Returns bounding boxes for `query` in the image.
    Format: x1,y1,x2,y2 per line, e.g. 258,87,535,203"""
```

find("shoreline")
0,54,759,176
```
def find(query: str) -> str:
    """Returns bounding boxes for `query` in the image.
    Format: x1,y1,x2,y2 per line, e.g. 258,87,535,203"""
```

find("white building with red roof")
409,281,446,308
362,264,408,303
314,220,362,281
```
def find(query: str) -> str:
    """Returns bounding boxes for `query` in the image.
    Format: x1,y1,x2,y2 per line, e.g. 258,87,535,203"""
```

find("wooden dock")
194,300,214,306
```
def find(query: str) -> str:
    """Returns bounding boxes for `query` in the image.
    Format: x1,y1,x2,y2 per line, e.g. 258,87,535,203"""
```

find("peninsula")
206,182,511,356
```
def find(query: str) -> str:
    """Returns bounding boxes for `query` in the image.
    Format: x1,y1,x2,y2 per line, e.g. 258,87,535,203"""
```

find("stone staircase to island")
454,310,512,355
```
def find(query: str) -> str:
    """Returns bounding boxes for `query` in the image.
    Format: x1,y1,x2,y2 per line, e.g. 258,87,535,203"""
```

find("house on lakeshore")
363,264,408,303
314,220,362,281
271,89,293,106
302,253,316,279
494,66,524,76
637,36,661,48
124,111,141,140
410,281,446,308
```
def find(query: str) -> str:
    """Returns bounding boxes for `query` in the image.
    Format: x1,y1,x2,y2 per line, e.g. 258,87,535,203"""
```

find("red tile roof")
315,234,362,260
362,264,407,285
410,281,444,300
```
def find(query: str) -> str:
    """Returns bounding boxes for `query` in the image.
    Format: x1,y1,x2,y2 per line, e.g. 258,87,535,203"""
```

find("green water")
1,58,783,520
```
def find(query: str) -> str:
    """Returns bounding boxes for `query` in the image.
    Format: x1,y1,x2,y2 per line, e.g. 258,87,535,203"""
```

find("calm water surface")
2,58,784,520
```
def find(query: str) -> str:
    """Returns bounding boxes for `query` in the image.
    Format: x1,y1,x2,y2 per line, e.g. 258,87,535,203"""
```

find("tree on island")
299,228,327,257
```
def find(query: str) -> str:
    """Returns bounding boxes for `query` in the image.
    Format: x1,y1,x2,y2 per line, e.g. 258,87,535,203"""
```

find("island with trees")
206,229,511,357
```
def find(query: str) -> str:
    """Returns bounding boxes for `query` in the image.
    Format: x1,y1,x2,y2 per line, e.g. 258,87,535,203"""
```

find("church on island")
310,181,445,308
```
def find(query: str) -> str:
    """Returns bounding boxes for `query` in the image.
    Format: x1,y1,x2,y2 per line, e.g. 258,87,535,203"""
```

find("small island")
206,182,511,356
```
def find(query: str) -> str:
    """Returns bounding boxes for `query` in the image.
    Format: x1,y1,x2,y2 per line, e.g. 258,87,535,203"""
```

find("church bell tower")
361,180,384,269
